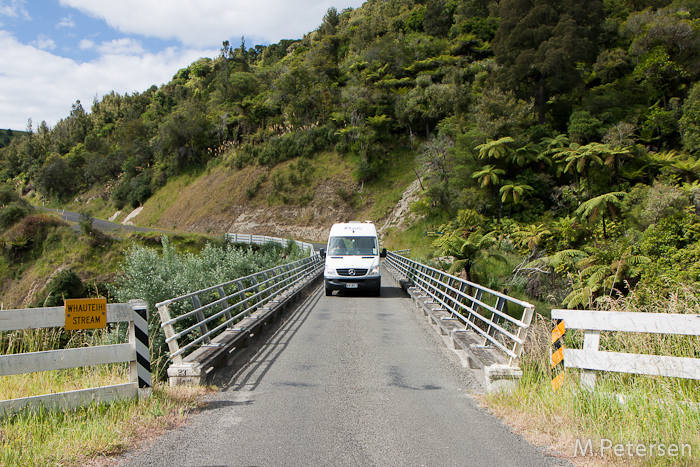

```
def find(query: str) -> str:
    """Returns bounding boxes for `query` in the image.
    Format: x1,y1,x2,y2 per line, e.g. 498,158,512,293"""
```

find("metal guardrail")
385,251,535,366
157,255,324,368
224,233,315,257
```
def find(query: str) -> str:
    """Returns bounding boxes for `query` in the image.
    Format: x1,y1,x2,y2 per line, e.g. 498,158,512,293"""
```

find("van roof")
328,222,378,237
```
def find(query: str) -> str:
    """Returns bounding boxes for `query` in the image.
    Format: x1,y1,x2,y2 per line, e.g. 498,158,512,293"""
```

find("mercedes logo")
349,269,356,276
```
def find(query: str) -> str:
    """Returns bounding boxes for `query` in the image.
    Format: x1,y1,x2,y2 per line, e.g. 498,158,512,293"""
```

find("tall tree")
575,191,626,238
680,82,700,153
492,0,605,123
622,6,700,109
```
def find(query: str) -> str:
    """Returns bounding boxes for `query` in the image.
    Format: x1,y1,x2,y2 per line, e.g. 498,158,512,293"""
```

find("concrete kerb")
385,263,522,393
167,273,322,386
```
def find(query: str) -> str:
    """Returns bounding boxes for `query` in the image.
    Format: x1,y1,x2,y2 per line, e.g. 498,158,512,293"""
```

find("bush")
0,184,20,205
41,269,87,307
568,110,603,144
257,126,335,166
112,236,306,379
245,174,266,199
0,202,31,231
78,211,111,248
112,171,153,209
2,214,65,261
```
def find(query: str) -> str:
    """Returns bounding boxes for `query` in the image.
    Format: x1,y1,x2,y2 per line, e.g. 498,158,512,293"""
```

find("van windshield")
328,236,378,256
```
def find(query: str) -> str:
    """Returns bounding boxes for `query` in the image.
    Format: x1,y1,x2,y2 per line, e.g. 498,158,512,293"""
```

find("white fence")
224,233,315,256
551,309,700,389
0,300,150,416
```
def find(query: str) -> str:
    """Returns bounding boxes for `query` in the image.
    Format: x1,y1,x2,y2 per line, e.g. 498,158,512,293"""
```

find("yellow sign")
65,298,107,330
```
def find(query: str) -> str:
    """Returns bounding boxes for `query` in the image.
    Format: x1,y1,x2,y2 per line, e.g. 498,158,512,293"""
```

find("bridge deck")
117,275,562,466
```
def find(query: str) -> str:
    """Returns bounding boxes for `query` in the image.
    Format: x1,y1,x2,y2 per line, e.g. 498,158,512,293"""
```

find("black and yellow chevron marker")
551,318,565,391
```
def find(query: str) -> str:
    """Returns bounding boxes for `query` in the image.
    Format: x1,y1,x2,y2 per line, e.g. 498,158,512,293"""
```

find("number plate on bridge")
346,283,358,289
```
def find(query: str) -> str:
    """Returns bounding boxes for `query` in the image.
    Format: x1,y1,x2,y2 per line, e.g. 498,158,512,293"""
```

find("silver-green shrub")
112,236,304,379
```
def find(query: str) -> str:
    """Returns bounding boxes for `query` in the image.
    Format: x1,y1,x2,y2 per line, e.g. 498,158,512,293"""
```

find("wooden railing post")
581,330,600,390
510,304,535,366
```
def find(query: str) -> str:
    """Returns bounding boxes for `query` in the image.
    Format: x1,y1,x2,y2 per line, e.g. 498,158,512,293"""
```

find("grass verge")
0,384,212,466
481,309,700,467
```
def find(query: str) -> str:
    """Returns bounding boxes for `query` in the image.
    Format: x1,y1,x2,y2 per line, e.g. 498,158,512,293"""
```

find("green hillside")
0,129,25,149
3,0,700,309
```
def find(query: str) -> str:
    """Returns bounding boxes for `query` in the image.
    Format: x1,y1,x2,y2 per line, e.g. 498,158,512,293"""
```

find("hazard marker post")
551,318,565,390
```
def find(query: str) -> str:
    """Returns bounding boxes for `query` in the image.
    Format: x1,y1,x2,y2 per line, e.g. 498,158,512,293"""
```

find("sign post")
65,298,107,330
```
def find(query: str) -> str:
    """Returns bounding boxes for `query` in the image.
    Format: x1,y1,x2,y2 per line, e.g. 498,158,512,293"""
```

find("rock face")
135,162,422,243
378,179,422,240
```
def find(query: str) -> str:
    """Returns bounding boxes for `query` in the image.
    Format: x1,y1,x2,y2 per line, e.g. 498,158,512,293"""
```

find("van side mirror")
319,248,326,258
380,248,387,258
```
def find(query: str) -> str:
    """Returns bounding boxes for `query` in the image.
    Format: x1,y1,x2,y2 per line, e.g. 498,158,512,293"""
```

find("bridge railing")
157,254,323,385
385,251,535,367
224,233,315,257
0,300,150,416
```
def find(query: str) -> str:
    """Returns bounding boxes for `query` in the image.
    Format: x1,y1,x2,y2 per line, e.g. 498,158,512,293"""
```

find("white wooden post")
581,330,600,390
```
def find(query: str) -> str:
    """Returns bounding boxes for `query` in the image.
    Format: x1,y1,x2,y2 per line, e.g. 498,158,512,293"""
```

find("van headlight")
325,267,336,275
368,265,380,276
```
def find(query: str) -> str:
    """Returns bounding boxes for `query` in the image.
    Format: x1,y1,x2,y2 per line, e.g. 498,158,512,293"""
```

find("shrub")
257,126,335,166
2,214,65,261
112,236,306,379
0,202,31,231
41,269,87,307
0,184,20,204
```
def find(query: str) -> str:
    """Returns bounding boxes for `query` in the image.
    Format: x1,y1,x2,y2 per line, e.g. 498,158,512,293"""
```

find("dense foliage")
3,0,700,307
112,236,306,378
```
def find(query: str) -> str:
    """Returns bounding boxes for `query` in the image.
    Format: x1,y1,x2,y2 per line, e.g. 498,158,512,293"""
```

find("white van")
320,221,386,296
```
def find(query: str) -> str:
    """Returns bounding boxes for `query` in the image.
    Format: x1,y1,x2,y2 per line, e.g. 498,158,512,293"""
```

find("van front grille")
337,268,368,277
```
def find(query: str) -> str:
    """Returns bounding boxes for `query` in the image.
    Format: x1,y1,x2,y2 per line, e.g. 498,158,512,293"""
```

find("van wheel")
373,287,381,297
325,287,332,296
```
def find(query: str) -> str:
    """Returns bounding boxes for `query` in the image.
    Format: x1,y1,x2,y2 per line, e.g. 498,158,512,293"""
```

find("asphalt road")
39,207,328,250
117,274,568,467
38,207,159,233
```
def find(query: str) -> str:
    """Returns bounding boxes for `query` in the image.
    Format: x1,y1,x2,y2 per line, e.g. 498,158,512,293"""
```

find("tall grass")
0,324,133,400
484,287,700,466
0,321,206,466
0,385,208,466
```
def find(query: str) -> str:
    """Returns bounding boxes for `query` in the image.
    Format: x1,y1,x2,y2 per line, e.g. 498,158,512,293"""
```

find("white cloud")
95,38,145,55
58,0,365,46
0,0,368,129
79,38,95,50
0,31,216,129
31,35,56,50
57,15,75,28
0,0,29,20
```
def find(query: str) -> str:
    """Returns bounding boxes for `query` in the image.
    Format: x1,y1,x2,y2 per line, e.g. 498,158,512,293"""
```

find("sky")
0,0,365,131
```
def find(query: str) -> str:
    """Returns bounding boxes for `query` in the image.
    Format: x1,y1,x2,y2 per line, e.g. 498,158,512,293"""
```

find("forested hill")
3,0,700,308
